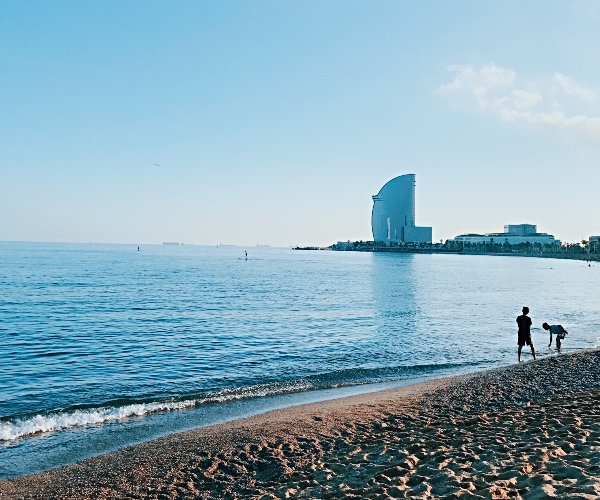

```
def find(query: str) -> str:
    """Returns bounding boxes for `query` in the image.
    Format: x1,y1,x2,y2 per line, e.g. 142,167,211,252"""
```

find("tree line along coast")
302,239,600,263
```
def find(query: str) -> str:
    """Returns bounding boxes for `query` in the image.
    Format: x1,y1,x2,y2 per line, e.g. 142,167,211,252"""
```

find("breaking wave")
0,380,314,441
0,361,480,442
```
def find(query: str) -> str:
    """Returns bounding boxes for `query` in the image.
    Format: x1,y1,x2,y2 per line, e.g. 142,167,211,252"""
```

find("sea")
1,242,599,479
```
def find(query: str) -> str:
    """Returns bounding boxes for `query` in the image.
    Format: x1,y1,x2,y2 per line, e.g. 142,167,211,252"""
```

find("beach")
1,349,599,499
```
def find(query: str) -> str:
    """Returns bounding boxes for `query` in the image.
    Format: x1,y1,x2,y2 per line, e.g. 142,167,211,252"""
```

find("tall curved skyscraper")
371,174,432,243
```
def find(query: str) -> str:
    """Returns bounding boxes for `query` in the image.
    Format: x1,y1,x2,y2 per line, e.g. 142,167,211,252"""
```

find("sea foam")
0,400,195,441
0,380,314,441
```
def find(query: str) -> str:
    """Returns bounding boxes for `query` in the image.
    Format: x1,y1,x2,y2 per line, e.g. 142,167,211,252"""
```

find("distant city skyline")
2,2,599,246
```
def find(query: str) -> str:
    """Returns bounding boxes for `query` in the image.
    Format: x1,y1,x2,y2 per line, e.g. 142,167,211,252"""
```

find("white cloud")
439,63,600,140
553,73,597,102
439,63,515,109
510,89,542,110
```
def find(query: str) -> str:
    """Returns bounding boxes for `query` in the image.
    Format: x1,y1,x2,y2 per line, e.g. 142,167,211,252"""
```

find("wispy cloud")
438,63,600,138
553,73,597,102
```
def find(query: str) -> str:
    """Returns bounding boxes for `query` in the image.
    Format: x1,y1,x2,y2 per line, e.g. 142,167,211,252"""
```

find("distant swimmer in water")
245,250,247,260
543,322,568,350
138,246,140,251
517,306,536,362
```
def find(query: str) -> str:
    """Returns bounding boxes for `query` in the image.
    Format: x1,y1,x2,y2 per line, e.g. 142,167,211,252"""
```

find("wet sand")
2,349,599,499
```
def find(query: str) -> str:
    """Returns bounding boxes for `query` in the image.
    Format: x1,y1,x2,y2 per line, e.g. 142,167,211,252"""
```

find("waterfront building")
504,224,537,236
450,224,558,246
590,236,600,253
371,174,432,243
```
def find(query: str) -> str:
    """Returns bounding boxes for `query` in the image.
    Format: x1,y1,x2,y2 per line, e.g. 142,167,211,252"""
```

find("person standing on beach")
517,306,536,362
543,322,568,350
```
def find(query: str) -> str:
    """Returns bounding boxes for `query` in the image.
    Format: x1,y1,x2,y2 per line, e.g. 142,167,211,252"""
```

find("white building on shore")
450,224,558,246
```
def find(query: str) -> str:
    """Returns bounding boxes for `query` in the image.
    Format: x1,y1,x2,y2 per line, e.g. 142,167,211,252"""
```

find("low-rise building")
450,224,558,246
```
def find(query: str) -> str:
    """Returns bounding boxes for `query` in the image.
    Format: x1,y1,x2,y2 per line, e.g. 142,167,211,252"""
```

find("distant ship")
163,242,180,245
256,244,270,247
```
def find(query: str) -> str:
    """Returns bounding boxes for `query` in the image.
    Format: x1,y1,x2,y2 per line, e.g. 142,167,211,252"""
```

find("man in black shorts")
517,306,536,362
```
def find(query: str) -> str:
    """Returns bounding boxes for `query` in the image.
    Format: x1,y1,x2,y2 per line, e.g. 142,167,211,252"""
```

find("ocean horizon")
1,242,599,479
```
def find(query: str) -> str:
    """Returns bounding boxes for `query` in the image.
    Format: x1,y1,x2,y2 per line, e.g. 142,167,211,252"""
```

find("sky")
1,1,599,246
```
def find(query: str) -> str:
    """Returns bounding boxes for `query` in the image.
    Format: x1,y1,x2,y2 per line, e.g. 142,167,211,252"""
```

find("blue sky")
2,1,599,246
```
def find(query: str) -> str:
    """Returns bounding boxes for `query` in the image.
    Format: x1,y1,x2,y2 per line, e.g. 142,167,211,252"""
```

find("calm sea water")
1,242,599,478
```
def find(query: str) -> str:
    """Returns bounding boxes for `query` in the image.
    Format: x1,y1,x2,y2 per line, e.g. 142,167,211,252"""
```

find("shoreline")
0,361,490,480
2,348,599,498
319,245,600,262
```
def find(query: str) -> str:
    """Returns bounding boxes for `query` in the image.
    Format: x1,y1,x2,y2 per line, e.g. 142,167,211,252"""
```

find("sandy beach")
1,349,599,499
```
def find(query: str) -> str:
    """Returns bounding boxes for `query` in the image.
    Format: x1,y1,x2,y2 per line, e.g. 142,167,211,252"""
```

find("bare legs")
518,344,536,362
550,335,562,351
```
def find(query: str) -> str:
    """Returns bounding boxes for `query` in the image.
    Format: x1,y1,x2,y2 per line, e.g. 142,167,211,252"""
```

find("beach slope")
2,350,600,499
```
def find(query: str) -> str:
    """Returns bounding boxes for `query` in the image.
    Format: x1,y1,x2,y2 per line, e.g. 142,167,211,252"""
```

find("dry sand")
1,349,599,499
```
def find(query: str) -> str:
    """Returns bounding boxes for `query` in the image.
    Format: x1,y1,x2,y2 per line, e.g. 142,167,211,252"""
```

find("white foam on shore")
0,381,314,441
0,400,196,441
